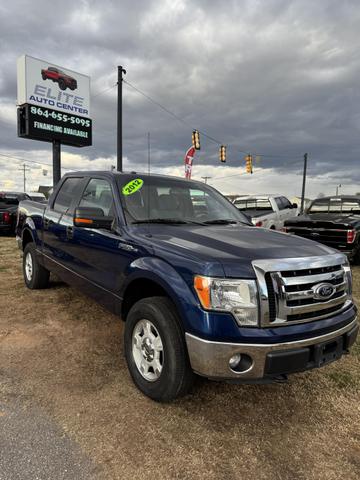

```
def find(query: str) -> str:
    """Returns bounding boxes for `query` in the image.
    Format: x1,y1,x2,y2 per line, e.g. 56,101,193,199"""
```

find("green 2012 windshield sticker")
122,178,144,196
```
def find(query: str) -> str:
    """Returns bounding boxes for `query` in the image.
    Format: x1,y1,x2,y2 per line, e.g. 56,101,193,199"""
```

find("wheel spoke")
133,333,142,349
153,335,163,352
140,359,149,375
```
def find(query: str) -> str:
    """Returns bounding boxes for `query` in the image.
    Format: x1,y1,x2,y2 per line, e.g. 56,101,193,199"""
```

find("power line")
92,83,117,99
123,79,223,145
123,78,306,159
210,157,304,182
0,152,52,167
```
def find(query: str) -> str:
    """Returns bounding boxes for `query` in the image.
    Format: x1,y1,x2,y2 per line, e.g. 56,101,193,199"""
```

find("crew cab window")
341,200,360,213
308,199,329,213
280,197,292,209
0,194,20,205
79,178,114,216
275,198,284,210
53,177,82,214
234,199,273,211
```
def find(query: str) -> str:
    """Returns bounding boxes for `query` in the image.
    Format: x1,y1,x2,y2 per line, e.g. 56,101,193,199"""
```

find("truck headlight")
343,260,352,298
194,276,259,326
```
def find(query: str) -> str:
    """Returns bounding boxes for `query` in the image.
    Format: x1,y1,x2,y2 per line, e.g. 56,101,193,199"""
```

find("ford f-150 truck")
233,194,298,229
284,196,360,263
16,172,358,401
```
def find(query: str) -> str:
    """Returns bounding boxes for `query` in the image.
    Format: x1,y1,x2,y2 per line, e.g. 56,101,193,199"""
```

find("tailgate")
285,220,351,247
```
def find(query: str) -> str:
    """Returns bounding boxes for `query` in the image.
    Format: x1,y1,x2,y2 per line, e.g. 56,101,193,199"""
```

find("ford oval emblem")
312,282,336,300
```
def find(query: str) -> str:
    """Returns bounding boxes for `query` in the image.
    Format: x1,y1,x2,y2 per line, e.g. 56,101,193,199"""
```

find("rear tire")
124,297,194,402
23,243,49,289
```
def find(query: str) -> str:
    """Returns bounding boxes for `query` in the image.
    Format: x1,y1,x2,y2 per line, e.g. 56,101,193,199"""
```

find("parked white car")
233,194,298,229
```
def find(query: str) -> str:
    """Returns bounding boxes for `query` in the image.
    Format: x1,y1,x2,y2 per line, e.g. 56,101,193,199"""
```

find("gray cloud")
0,0,360,194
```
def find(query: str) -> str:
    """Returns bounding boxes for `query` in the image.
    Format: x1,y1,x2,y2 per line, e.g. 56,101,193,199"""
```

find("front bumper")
185,318,359,380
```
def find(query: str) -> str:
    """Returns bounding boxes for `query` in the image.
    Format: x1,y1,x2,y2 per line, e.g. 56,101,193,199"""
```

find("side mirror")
74,207,113,230
292,203,298,209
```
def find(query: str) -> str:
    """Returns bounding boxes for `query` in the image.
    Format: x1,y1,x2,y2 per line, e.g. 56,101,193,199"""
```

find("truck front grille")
253,254,352,326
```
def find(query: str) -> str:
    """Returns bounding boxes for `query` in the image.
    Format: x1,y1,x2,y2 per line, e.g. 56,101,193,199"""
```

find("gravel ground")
0,236,359,480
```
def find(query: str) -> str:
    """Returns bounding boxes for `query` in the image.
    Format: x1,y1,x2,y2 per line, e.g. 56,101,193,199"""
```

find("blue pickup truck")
16,171,358,401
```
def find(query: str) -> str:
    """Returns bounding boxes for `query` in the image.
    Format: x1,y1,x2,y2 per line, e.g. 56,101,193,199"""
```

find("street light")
336,184,341,196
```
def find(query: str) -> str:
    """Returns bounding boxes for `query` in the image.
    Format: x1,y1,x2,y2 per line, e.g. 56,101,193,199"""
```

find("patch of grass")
0,266,9,272
327,370,359,389
351,340,360,357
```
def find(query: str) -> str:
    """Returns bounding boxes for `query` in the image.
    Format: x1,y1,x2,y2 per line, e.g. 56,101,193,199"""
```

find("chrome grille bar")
252,253,351,327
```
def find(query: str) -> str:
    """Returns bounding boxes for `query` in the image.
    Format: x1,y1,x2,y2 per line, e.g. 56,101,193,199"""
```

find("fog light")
229,353,242,369
229,353,253,373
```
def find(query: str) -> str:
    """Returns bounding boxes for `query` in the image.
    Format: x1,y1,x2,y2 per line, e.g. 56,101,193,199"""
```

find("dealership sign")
17,55,92,147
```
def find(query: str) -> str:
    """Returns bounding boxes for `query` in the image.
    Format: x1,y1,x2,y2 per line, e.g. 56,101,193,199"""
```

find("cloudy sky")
0,0,359,197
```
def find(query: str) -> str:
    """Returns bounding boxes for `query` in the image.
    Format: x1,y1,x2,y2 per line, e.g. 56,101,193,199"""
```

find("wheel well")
22,229,34,250
270,225,276,230
121,279,169,321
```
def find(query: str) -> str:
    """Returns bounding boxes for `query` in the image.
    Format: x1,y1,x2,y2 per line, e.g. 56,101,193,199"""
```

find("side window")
281,197,292,209
275,198,283,210
53,177,82,214
79,178,114,216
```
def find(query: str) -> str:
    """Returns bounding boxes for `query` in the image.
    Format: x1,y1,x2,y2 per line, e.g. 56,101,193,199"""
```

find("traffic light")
245,154,253,174
192,130,200,150
219,145,226,162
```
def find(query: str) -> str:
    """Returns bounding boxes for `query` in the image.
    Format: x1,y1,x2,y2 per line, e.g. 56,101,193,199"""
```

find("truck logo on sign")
312,283,336,300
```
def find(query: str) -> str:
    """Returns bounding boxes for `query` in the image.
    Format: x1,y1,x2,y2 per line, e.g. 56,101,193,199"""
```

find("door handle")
43,218,52,229
66,226,74,239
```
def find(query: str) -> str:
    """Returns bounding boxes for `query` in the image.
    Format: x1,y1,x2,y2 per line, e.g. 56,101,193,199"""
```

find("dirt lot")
0,236,359,480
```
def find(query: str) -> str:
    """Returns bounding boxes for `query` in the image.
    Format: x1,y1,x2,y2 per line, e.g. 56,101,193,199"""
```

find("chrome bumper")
185,318,358,380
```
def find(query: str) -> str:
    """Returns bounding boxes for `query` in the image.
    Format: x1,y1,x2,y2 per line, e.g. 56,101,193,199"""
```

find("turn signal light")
255,221,263,227
74,217,94,226
194,276,211,309
347,229,356,244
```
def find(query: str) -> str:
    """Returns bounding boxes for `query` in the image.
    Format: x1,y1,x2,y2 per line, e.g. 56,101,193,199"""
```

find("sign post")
17,55,92,187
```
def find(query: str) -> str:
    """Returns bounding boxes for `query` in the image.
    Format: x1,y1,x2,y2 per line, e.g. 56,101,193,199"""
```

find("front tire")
124,297,194,402
23,243,49,289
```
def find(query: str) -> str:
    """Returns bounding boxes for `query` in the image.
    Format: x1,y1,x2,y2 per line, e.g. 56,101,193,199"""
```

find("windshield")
309,198,360,214
119,176,251,225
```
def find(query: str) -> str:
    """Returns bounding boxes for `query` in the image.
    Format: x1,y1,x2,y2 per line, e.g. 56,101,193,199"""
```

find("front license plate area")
313,337,343,367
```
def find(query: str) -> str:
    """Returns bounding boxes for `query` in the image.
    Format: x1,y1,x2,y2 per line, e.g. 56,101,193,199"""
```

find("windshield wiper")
203,219,238,225
132,218,192,225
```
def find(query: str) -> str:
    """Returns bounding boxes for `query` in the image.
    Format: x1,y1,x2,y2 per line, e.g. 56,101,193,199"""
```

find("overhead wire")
123,78,305,160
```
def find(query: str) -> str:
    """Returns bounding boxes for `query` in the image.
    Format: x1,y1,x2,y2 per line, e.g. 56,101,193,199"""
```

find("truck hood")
141,224,336,278
285,213,360,228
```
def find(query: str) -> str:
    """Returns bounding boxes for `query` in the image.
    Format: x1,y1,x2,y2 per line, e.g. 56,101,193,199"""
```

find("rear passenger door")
42,176,85,274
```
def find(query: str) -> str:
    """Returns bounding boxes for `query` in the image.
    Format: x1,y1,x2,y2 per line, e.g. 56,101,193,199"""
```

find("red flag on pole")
184,146,195,179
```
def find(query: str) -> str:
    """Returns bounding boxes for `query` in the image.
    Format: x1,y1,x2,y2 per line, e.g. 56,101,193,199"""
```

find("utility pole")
201,176,211,184
300,153,308,214
117,65,126,172
19,163,30,192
